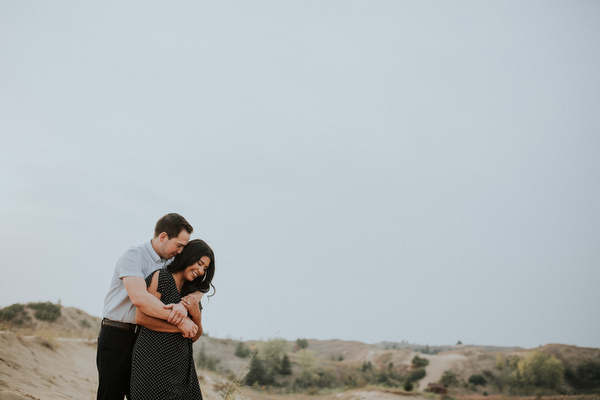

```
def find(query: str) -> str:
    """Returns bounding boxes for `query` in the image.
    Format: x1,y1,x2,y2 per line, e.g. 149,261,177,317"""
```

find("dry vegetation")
1,302,599,400
0,303,101,341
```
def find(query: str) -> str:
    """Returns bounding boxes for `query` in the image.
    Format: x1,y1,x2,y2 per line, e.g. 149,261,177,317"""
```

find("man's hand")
177,317,198,338
164,303,188,324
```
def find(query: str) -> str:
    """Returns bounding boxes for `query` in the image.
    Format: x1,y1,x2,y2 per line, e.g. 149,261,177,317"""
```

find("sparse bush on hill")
199,337,597,397
418,345,440,355
0,303,99,339
515,351,564,391
295,338,308,351
246,354,270,386
26,302,61,322
196,343,219,371
280,354,292,375
565,361,600,391
469,374,487,386
403,380,414,391
294,367,337,390
408,367,426,382
412,355,429,368
0,303,31,326
243,342,296,387
440,370,460,387
496,353,504,370
469,351,567,395
375,368,404,387
262,338,288,377
234,341,250,358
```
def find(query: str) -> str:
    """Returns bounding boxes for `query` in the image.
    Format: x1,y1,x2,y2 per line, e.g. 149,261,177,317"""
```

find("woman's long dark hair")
167,239,215,297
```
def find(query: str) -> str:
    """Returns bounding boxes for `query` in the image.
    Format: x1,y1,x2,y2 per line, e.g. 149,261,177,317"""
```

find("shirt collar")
145,241,164,264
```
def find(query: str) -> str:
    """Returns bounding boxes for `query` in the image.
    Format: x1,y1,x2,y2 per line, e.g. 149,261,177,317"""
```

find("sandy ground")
241,389,426,400
0,331,98,400
417,353,467,390
0,331,233,400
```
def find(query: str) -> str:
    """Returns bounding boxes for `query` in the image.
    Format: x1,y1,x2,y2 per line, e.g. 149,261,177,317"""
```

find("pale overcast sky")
1,1,599,349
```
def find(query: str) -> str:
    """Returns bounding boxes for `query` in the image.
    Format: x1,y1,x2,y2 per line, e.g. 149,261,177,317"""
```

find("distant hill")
1,302,599,399
536,343,600,369
195,336,600,395
0,302,101,340
375,341,522,354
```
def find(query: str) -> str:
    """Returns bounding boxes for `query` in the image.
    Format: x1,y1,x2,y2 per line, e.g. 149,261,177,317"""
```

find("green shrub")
408,368,426,382
566,361,600,391
515,351,564,390
246,355,269,386
376,369,404,387
79,319,92,328
26,302,61,322
280,354,292,375
0,303,30,325
469,374,487,386
296,338,308,350
440,370,460,386
195,343,219,371
403,380,414,391
262,338,287,377
234,341,250,358
412,355,429,368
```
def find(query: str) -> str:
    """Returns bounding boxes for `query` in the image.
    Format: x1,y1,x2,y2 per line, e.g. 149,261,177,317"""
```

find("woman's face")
183,256,211,282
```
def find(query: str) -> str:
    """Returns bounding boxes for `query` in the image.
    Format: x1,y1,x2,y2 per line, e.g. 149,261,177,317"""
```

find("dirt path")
417,353,467,390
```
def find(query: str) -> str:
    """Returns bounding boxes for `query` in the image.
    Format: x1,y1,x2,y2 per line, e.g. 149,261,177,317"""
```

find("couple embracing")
97,213,215,400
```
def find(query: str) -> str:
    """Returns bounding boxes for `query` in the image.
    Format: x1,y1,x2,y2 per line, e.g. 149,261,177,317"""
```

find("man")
96,213,202,400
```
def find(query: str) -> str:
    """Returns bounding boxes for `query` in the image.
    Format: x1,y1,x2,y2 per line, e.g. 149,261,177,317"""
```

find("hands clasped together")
164,292,204,338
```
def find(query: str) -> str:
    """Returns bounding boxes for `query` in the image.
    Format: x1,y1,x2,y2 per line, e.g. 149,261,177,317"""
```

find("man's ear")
158,232,169,242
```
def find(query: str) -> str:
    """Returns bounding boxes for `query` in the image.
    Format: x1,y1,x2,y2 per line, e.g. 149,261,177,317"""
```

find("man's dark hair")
154,213,193,239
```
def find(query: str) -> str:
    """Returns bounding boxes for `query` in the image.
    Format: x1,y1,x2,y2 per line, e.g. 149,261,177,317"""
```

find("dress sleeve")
145,270,158,287
155,268,176,304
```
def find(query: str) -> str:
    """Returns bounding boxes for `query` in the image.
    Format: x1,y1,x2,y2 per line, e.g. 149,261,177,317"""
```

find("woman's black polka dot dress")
131,268,202,400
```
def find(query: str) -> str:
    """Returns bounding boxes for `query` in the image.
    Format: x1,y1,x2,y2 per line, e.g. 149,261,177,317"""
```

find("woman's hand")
181,298,201,321
177,317,199,338
182,292,204,305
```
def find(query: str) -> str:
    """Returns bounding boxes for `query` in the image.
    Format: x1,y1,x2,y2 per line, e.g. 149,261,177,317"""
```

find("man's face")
157,230,191,259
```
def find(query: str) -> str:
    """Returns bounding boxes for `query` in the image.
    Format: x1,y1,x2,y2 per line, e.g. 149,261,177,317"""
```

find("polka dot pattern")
131,269,203,400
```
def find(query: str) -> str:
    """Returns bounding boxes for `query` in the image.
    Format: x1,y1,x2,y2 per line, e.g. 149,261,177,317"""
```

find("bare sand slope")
0,331,239,400
0,331,98,400
417,353,467,390
241,389,426,400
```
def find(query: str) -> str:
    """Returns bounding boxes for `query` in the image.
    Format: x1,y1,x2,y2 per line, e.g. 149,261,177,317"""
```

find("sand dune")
0,331,98,399
417,353,468,390
0,331,233,400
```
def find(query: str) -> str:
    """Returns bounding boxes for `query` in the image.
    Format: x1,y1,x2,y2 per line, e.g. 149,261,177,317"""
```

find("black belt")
102,318,140,333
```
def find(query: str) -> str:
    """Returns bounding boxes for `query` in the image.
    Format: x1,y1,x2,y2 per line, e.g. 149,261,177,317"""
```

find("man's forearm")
137,311,184,333
124,276,175,321
134,292,173,320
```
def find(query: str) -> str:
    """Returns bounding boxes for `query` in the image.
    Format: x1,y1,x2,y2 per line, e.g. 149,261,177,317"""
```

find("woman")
130,239,215,400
